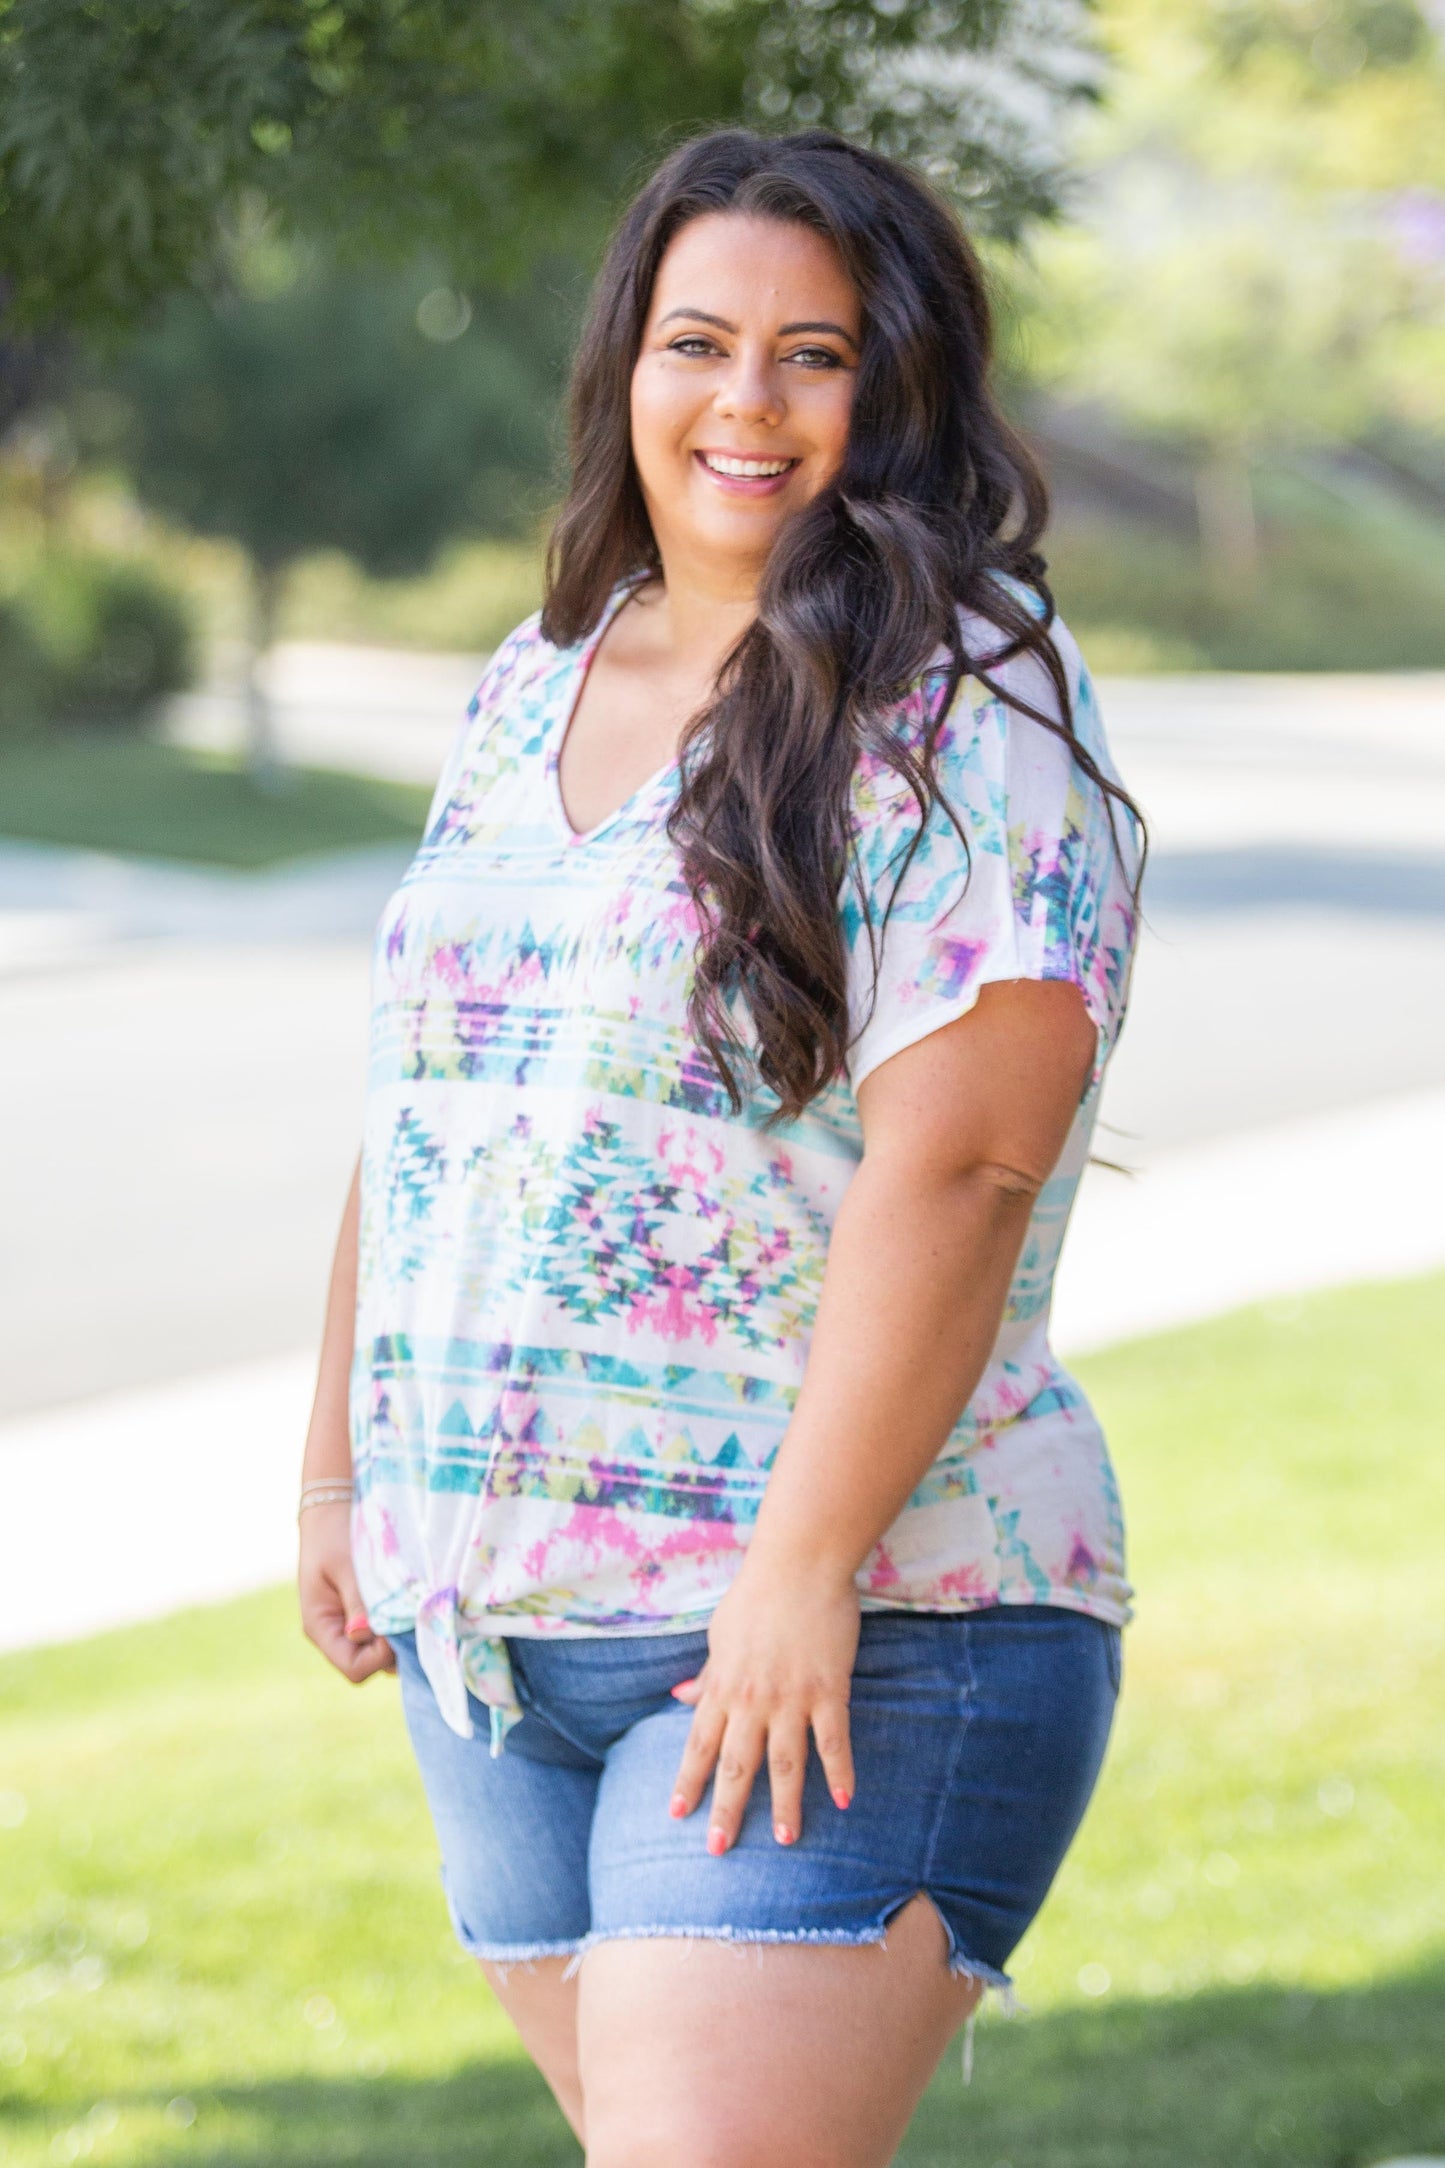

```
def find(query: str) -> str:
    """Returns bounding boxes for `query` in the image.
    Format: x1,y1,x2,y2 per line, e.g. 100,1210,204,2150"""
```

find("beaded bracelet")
298,1479,354,1521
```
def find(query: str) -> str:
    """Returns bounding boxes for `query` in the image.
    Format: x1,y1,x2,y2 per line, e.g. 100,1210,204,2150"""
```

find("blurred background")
0,2,1442,2164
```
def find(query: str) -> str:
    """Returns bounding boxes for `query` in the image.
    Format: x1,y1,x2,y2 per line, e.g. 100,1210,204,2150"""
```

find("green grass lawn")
1,1273,1442,2168
0,738,433,869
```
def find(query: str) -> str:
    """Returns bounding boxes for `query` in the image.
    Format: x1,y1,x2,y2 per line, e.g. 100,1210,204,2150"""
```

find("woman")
299,128,1141,2167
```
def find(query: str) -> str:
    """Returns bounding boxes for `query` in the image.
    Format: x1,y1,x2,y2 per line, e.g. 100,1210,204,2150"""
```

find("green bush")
0,595,53,740
0,553,197,738
27,553,197,725
1048,467,1445,673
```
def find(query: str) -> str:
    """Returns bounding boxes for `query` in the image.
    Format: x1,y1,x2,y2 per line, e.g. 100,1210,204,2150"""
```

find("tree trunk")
243,558,286,789
1193,443,1259,600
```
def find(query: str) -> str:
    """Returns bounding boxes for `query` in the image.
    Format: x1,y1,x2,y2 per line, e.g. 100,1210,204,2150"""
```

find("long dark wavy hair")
543,128,1141,1120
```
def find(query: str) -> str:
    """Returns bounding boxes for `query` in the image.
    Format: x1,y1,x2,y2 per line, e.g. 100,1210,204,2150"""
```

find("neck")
639,541,762,668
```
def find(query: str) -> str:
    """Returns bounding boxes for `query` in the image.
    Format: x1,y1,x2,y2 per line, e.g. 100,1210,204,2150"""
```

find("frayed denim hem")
940,1943,1016,2008
559,1919,1015,2008
440,1868,584,1972
947,1957,1015,2005
565,1921,896,1976
454,1933,585,1972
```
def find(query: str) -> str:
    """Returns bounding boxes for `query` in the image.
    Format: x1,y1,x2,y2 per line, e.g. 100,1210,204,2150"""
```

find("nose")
713,343,784,429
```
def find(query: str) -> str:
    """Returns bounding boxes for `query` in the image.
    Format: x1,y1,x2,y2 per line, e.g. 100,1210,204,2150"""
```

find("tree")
0,0,1102,337
107,250,569,777
1016,0,1445,590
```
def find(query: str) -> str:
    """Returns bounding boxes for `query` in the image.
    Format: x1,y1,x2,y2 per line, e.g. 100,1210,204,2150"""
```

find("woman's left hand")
669,1559,860,1853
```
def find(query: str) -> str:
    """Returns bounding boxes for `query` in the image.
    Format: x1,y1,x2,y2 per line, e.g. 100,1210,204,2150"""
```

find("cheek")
805,380,857,488
630,363,699,489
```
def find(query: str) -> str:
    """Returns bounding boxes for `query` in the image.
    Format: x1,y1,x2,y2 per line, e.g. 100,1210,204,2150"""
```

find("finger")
670,1696,726,1819
706,1715,766,1856
334,1628,393,1683
315,1546,391,1681
334,1555,369,1630
348,1633,396,1682
302,1566,382,1683
308,1609,371,1680
670,1674,703,1705
338,1583,391,1676
812,1694,856,1812
766,1714,810,1846
307,1600,370,1680
337,1604,394,1680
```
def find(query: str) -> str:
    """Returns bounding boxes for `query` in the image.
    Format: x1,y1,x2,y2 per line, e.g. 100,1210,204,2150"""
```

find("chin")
689,497,793,552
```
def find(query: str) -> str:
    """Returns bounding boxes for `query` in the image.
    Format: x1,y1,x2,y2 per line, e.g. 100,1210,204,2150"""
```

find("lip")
692,449,801,498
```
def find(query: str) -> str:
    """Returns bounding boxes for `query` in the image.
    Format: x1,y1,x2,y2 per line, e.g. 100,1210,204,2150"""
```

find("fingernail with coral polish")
774,1822,794,1846
707,1827,728,1856
832,1787,852,1811
345,1613,369,1637
669,1793,688,1819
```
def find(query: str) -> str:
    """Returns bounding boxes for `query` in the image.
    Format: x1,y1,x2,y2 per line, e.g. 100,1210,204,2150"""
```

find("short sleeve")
844,611,1141,1093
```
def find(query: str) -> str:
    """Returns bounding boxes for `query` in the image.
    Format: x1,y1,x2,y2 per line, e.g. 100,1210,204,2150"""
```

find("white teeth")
701,453,794,477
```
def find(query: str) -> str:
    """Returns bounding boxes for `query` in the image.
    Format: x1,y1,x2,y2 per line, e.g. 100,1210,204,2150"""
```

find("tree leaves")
107,255,571,573
0,0,1100,333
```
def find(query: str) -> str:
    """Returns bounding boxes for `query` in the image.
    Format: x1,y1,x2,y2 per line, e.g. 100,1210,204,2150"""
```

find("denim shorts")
392,1603,1120,1992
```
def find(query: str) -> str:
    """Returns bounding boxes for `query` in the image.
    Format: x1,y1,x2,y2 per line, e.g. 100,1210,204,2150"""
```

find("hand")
669,1557,859,1853
298,1502,395,1683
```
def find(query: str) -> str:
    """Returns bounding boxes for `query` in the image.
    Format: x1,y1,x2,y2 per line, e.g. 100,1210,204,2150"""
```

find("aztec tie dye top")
351,584,1141,1744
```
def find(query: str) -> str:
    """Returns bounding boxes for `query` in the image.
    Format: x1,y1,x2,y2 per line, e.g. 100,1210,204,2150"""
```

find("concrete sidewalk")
0,838,413,976
3,1085,1442,1657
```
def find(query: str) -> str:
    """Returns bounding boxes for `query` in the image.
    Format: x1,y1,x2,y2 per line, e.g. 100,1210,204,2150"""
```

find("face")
629,212,862,587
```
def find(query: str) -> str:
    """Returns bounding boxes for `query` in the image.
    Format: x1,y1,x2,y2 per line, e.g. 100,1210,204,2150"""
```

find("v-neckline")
545,584,682,846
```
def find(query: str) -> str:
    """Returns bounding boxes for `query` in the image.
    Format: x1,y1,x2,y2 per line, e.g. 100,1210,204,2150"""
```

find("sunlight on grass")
0,1274,1441,2167
0,738,432,868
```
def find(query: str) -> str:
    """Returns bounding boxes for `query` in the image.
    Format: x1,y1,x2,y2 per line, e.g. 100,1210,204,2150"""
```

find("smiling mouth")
696,451,801,480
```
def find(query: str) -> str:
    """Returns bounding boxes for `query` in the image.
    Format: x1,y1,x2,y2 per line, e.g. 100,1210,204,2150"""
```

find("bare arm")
670,978,1098,1850
302,1161,361,1486
297,1160,394,1682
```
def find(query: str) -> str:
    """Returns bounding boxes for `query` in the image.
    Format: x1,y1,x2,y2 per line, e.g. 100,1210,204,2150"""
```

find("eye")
666,334,723,358
785,344,848,370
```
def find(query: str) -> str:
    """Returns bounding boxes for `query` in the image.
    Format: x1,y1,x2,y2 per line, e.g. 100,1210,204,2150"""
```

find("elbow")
859,1141,1052,1221
959,1158,1048,1209
894,1155,1047,1223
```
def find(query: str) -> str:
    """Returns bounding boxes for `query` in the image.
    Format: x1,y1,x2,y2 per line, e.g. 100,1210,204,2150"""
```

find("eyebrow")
657,306,858,351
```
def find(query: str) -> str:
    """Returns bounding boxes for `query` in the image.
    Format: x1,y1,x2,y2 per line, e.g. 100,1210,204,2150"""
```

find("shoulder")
469,581,641,723
953,581,1102,771
897,585,1125,816
857,585,1090,799
923,582,1092,751
425,609,559,826
466,607,551,721
850,585,1136,891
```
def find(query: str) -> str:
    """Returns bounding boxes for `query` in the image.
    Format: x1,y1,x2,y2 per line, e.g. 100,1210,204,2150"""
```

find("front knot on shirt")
414,1585,523,1755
